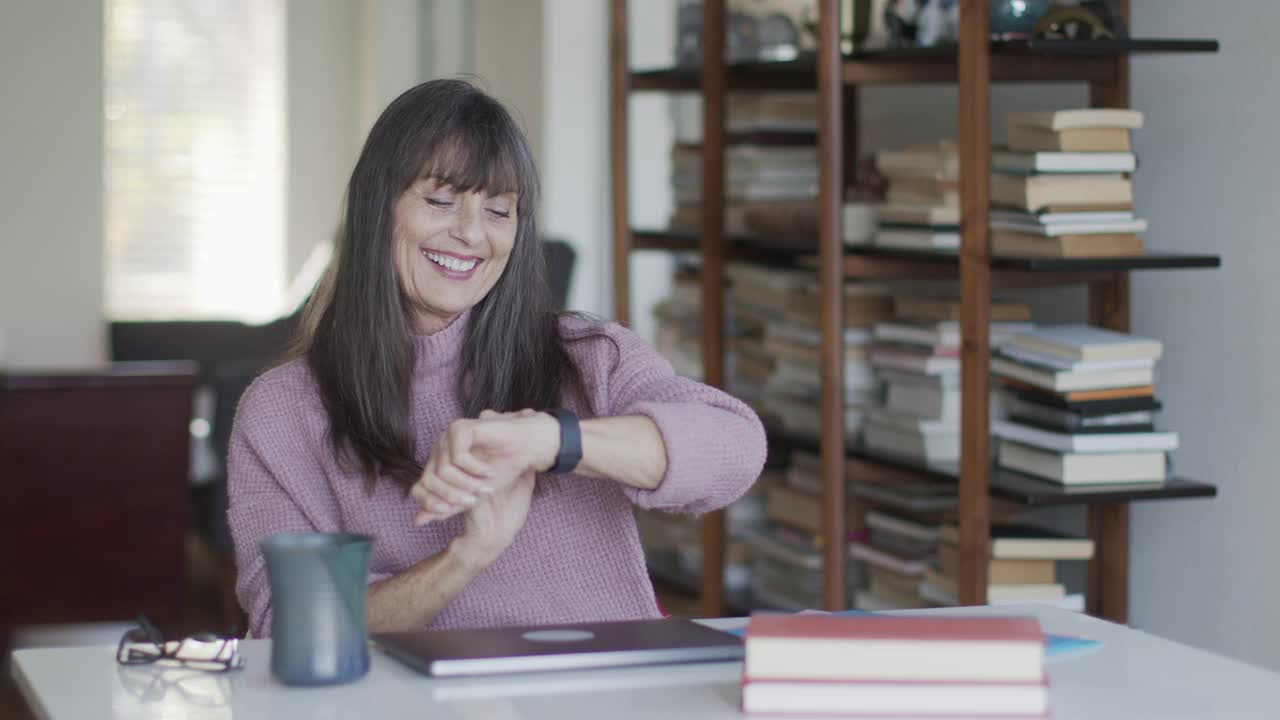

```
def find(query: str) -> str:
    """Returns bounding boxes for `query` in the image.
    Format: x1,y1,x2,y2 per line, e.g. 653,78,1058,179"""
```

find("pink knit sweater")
227,314,766,637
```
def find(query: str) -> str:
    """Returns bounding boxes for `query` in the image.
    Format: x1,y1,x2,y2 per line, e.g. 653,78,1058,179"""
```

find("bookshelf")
610,0,1219,622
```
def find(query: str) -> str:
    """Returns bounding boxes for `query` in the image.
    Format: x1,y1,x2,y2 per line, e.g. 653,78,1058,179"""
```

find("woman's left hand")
411,409,558,525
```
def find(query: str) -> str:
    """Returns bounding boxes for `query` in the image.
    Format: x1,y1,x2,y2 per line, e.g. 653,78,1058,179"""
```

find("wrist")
528,413,560,473
446,536,500,574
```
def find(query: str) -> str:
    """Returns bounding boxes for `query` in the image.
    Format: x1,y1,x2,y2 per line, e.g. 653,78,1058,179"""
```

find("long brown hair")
294,79,583,489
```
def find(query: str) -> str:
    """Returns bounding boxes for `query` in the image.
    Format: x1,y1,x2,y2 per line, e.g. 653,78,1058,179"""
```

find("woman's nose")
450,200,484,246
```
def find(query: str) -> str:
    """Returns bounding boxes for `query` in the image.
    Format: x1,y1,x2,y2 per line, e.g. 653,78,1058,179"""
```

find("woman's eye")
426,197,453,208
486,208,511,219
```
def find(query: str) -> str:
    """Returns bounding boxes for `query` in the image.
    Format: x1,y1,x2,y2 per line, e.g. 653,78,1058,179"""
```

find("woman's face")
392,177,518,333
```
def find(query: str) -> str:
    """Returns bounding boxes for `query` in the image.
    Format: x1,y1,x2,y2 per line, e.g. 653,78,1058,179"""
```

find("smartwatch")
543,409,582,474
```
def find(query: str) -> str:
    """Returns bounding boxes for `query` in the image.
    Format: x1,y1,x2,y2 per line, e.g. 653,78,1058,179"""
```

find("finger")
444,422,496,483
435,466,487,505
479,409,500,420
517,408,538,418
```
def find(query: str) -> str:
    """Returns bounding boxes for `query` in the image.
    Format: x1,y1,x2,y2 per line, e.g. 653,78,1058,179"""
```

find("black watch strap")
544,409,582,474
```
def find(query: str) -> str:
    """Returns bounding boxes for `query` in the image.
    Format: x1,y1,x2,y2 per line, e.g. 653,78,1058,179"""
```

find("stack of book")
851,509,938,610
920,523,1095,610
669,94,818,236
761,281,893,441
742,614,1049,717
725,263,815,412
638,461,776,600
992,109,1146,258
864,295,1034,465
873,141,961,252
651,261,705,381
748,450,864,609
991,325,1174,486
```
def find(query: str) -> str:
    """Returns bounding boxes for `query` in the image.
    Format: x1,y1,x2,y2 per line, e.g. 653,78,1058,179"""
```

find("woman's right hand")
451,469,536,569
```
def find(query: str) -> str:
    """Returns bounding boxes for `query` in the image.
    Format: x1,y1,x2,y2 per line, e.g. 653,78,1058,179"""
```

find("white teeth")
423,251,478,273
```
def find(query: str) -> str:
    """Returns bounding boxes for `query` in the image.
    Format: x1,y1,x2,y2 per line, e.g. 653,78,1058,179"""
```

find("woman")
228,79,767,638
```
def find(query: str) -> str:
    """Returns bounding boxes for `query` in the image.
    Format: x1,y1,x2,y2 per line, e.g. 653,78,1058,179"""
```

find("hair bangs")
411,122,527,207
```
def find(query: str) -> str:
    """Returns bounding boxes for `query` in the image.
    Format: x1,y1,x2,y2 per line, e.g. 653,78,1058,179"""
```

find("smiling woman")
225,79,768,638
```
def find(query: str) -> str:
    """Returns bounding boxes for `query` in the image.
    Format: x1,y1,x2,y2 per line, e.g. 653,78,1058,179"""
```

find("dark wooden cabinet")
0,363,195,650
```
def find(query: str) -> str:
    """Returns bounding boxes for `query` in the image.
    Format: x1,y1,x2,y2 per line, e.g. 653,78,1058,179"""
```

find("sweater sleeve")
225,369,389,639
590,322,767,514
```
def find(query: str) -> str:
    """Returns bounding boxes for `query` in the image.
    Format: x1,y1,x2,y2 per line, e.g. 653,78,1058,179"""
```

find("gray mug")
261,532,373,686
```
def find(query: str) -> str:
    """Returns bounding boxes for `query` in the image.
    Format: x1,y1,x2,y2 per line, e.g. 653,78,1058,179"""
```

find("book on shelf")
991,173,1134,212
865,421,960,463
990,216,1147,236
992,419,1179,454
885,381,960,423
939,523,1096,560
867,407,960,437
990,207,1137,227
990,231,1145,259
997,439,1167,484
1007,125,1133,153
876,203,961,226
923,568,1066,603
885,178,960,207
1008,109,1145,132
766,320,873,348
998,343,1157,373
874,140,960,180
870,345,960,376
1007,396,1156,435
1009,324,1164,363
893,295,1033,324
726,93,818,134
765,484,863,536
919,580,1087,612
784,284,895,326
991,354,1155,392
1006,386,1162,417
873,225,960,251
874,319,1035,349
1000,377,1156,403
743,614,1046,683
992,148,1138,174
935,544,1057,585
850,541,930,577
865,509,940,560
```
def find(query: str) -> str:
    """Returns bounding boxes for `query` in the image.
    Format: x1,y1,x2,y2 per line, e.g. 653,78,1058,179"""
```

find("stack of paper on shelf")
747,450,864,609
637,469,769,597
991,324,1174,485
758,280,893,442
651,262,705,381
918,524,1094,611
873,140,961,252
993,109,1146,258
742,614,1049,717
669,94,819,237
864,296,1033,465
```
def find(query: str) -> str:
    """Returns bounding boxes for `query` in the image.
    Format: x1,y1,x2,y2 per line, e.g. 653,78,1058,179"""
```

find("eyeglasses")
116,615,245,673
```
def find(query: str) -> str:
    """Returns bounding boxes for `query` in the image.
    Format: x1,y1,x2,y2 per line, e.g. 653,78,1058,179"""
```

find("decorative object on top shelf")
677,0,820,66
1034,1,1128,41
989,0,1051,39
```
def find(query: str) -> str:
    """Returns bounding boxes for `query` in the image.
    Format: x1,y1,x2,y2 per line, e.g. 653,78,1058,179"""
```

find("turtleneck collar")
411,308,471,374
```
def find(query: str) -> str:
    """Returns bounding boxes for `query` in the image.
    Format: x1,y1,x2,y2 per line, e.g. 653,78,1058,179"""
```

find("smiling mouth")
422,250,481,273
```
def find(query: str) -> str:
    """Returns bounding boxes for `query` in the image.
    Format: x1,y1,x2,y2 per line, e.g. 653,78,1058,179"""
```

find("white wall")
474,0,544,170
0,1,105,367
1127,0,1280,671
541,0,612,317
285,0,363,286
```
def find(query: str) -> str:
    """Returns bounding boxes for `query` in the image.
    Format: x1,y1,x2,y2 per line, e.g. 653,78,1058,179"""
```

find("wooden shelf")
768,427,1219,507
629,38,1218,91
629,229,1222,279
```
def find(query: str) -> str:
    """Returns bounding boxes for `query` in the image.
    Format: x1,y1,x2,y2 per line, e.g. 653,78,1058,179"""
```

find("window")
104,0,285,321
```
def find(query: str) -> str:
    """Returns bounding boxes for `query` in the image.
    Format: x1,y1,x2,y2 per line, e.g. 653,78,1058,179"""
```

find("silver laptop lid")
373,618,744,677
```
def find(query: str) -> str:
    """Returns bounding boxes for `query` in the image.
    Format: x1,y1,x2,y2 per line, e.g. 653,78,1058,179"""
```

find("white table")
11,605,1280,719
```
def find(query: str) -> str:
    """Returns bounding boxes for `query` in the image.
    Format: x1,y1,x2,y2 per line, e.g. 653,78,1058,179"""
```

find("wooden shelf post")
609,0,631,324
817,0,847,611
957,0,993,606
698,0,729,618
